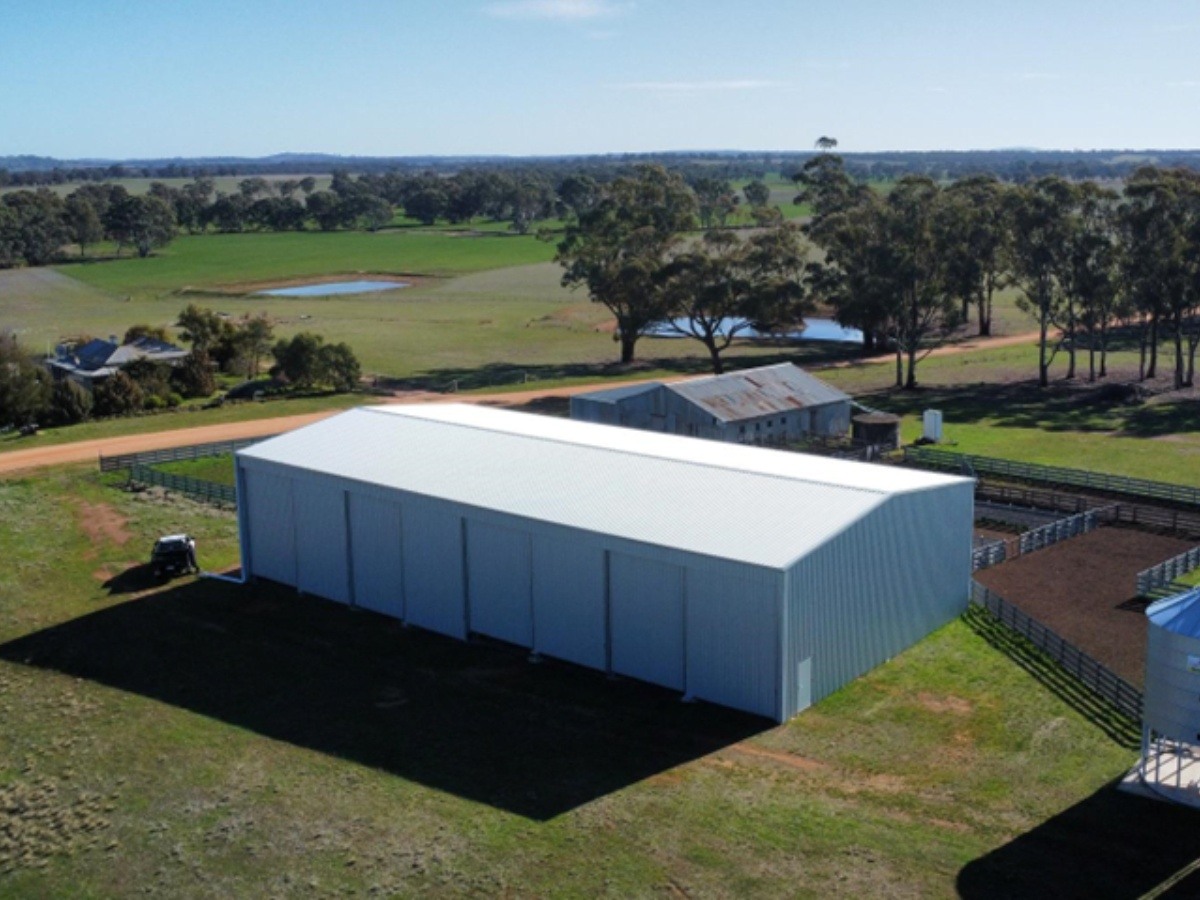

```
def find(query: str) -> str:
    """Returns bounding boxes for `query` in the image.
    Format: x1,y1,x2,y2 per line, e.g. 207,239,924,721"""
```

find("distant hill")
4,148,1200,185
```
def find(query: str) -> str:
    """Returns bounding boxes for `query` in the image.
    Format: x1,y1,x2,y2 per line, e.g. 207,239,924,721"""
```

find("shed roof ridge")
357,405,890,497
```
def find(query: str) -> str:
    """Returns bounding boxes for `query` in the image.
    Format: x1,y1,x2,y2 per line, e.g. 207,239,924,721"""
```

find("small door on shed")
348,493,404,620
531,534,606,671
466,520,532,647
243,469,296,586
402,499,466,639
609,552,685,691
295,480,349,603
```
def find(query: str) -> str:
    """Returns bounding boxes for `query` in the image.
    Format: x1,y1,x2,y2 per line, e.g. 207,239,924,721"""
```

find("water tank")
922,409,943,443
1144,589,1200,743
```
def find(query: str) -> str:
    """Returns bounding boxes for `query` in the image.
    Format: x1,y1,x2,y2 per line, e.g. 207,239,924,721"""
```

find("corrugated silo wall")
780,480,974,719
237,456,786,720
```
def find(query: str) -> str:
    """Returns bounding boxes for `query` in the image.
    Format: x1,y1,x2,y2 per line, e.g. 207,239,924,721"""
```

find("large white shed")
235,403,974,721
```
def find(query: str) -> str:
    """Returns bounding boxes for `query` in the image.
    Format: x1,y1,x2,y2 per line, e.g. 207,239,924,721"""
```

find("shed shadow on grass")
0,577,768,821
957,779,1200,899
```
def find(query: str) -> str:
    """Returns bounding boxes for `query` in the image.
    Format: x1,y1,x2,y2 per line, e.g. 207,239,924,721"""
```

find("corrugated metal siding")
466,520,533,646
243,469,296,586
401,497,466,639
531,534,606,670
685,562,782,718
348,492,405,619
610,552,685,690
666,364,851,422
295,479,349,603
782,482,974,718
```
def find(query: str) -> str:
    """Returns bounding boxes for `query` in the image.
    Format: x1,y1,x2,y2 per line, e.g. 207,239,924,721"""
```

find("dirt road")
0,329,1041,476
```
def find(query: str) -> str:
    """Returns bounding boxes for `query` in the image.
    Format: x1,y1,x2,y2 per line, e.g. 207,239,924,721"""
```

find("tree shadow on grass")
381,342,863,394
957,778,1200,899
859,379,1200,438
0,578,768,821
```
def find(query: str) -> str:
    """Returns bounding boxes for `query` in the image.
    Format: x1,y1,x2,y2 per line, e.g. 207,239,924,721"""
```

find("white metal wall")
609,552,685,691
685,563,780,718
530,534,607,670
242,469,297,585
782,483,974,718
348,493,404,619
466,520,533,647
295,480,349,604
401,496,466,639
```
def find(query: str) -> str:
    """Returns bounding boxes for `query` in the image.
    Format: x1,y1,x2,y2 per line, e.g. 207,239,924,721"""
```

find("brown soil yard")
974,526,1196,685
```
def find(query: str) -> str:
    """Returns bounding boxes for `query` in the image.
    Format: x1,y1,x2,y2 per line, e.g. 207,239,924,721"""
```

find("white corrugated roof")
238,403,969,569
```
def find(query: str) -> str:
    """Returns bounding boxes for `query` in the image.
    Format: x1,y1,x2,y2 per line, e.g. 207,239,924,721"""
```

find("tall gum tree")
555,165,697,364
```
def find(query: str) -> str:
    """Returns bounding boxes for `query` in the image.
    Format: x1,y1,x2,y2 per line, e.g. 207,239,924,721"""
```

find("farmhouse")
234,404,973,721
569,363,852,444
46,335,189,387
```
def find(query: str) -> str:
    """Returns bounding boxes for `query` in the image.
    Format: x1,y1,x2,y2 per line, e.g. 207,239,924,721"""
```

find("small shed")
235,403,974,722
570,363,852,444
852,412,902,450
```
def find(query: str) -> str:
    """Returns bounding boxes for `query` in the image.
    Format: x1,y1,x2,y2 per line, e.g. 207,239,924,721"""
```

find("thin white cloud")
1167,80,1200,88
614,79,783,93
484,0,624,20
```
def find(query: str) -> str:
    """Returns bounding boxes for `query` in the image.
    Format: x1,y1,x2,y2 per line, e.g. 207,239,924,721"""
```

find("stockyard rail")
972,505,1116,572
1137,546,1200,597
976,483,1200,539
970,580,1144,724
904,446,1200,510
128,462,237,506
98,435,274,473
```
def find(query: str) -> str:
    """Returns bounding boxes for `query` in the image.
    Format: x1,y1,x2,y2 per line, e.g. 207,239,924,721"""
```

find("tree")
661,223,811,374
937,176,1010,337
1,190,69,265
815,136,839,152
234,314,274,379
1007,177,1075,387
177,304,228,353
743,180,771,209
360,196,394,232
319,342,362,391
171,351,216,398
105,194,176,257
123,324,171,344
1058,182,1120,382
404,187,448,226
0,333,52,427
272,332,327,388
63,194,103,259
692,177,739,229
92,370,144,417
49,378,93,425
555,165,698,363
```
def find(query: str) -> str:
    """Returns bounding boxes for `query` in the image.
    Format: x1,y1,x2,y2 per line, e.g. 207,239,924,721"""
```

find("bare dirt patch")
916,692,972,715
974,526,1197,685
726,743,830,773
75,501,131,549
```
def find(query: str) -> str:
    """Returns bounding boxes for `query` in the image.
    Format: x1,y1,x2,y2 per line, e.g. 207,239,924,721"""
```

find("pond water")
255,280,410,297
646,316,863,344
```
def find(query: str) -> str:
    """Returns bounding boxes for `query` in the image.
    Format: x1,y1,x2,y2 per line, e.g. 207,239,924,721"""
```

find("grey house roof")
666,364,850,423
48,336,189,380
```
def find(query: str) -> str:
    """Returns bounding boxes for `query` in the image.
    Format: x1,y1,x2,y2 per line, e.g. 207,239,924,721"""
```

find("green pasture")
2,466,1191,897
151,453,235,486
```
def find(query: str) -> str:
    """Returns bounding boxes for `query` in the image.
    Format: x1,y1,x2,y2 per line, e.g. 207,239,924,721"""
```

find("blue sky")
2,0,1199,158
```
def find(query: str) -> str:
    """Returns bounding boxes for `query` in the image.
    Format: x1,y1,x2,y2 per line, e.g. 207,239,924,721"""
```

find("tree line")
555,159,1200,390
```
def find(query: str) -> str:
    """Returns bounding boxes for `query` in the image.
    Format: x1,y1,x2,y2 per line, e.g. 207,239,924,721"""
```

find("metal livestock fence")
905,446,1200,509
977,482,1200,539
970,580,1143,723
1137,546,1200,597
972,539,1008,571
128,463,237,506
1015,506,1115,555
99,436,273,473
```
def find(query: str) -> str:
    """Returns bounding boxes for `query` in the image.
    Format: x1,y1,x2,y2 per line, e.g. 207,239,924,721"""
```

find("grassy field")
152,454,235,486
2,466,1197,897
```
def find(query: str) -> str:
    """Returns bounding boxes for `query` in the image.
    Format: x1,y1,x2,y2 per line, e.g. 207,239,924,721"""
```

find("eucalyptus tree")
660,221,811,374
1119,167,1197,385
937,175,1010,336
1006,177,1075,387
63,193,103,259
555,165,697,364
692,176,739,228
1059,182,1120,381
742,179,771,209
